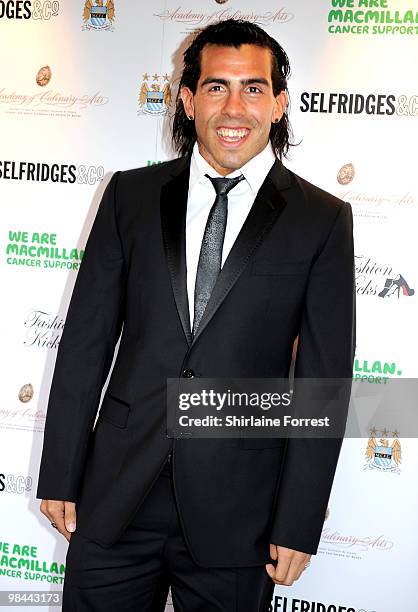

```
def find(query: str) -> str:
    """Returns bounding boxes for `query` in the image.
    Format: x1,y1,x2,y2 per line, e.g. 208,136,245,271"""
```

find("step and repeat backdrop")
1,1,417,610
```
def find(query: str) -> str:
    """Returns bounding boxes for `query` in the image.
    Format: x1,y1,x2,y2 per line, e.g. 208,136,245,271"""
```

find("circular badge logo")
337,163,355,185
19,383,34,403
36,65,52,87
215,0,228,3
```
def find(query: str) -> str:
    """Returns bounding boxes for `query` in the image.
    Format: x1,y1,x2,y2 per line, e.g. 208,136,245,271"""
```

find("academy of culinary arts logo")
365,427,402,474
138,72,171,116
36,65,52,87
18,384,34,403
83,0,115,30
153,7,294,28
337,163,355,185
0,67,109,118
0,383,46,432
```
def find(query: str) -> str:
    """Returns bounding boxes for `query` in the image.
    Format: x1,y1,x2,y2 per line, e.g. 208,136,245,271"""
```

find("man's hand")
40,500,77,542
265,544,311,586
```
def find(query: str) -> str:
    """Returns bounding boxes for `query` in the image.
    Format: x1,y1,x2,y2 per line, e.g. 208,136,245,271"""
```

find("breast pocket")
98,392,131,429
251,258,311,276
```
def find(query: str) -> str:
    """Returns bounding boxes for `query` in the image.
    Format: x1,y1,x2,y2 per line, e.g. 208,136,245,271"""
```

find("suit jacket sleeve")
36,171,126,502
269,200,356,555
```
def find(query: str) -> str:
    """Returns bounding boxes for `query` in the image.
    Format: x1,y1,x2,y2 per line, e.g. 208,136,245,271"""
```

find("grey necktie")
192,173,245,337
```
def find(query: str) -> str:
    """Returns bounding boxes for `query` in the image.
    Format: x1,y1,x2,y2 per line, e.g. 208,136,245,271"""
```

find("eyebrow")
200,77,270,88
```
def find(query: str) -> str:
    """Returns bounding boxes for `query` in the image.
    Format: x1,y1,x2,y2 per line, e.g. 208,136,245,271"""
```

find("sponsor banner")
300,92,418,116
0,160,104,184
152,6,294,29
327,0,418,35
0,540,65,584
23,309,65,350
0,1,60,20
5,229,84,270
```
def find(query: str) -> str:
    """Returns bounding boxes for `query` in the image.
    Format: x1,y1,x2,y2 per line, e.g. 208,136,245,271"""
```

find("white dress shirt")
186,141,276,329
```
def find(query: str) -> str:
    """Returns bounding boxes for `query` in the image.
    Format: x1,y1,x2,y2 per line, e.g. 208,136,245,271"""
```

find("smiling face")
180,44,287,175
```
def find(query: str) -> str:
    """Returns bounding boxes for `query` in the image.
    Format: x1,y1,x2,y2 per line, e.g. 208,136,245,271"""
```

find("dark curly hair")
172,19,294,160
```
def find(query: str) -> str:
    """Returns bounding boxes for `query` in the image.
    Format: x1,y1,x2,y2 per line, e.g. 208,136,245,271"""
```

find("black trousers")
63,458,275,611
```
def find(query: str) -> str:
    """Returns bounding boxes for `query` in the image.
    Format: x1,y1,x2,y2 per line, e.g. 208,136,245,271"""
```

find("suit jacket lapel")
160,158,193,347
160,157,293,349
191,159,291,345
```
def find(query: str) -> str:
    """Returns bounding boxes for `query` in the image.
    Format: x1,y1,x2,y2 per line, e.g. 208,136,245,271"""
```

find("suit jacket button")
182,368,195,378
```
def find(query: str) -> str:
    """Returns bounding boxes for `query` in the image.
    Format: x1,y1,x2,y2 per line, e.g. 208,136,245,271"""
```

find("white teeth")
217,128,248,140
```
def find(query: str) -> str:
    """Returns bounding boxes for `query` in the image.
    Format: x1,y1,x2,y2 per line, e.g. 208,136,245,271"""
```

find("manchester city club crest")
138,73,171,116
365,427,402,474
82,0,115,31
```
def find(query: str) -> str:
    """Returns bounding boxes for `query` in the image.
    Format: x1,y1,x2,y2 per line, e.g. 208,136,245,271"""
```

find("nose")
221,89,246,119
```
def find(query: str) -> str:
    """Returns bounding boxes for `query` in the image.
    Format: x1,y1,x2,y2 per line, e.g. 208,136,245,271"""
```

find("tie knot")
205,174,245,196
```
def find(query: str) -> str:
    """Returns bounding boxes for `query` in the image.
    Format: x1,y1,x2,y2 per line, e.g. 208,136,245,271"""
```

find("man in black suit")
37,19,355,612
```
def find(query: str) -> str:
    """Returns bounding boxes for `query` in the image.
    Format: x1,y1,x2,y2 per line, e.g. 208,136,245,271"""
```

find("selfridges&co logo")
327,0,418,35
0,472,33,494
0,160,104,184
268,596,375,612
153,6,294,28
300,92,418,117
355,255,415,298
0,67,109,119
24,309,65,349
0,1,59,20
5,230,84,271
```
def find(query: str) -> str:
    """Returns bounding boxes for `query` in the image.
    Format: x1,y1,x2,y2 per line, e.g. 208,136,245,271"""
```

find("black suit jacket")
37,156,355,567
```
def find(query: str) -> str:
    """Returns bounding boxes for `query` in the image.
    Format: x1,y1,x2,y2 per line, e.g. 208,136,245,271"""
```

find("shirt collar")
189,141,276,197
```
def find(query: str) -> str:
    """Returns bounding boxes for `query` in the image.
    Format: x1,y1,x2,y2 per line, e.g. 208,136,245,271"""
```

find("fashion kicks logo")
24,309,65,350
355,255,415,298
365,427,402,474
82,0,115,30
138,73,171,116
378,274,414,298
327,0,418,35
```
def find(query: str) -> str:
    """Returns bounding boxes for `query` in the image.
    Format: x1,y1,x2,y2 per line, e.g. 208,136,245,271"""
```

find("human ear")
180,86,195,120
272,90,288,123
